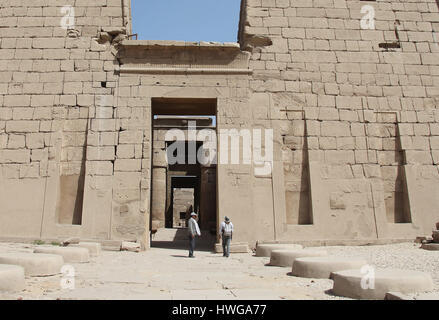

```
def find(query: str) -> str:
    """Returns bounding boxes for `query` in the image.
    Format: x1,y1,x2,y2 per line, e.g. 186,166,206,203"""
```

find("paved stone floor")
0,242,438,300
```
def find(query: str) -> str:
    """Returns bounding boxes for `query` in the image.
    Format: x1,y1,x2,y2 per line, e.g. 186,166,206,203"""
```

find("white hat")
191,212,197,216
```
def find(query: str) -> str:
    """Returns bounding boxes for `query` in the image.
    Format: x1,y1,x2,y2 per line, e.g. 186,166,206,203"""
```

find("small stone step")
0,264,25,292
291,256,368,279
421,243,439,251
269,249,328,267
331,268,434,300
34,246,90,263
0,253,64,277
121,241,141,252
255,243,303,257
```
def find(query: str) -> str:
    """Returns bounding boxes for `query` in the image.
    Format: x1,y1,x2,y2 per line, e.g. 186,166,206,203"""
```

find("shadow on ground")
151,228,216,252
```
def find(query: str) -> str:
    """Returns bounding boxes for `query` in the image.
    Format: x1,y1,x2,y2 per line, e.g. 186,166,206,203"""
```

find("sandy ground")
0,241,438,300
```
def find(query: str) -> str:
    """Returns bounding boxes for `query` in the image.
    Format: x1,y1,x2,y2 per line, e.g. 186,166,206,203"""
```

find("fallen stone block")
331,269,434,300
61,237,80,246
34,246,90,263
255,243,303,257
421,238,434,245
414,236,427,244
121,241,141,252
291,256,368,279
421,243,439,251
269,249,328,267
0,253,64,276
215,242,250,254
0,264,25,292
72,242,101,257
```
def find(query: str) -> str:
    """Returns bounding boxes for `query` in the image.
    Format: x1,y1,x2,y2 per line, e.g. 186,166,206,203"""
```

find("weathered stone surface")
121,242,141,252
0,264,25,292
72,242,102,257
61,238,80,246
332,269,434,300
101,240,123,252
34,246,90,263
0,253,64,276
291,257,368,279
269,249,328,267
255,244,303,257
421,243,439,251
415,236,427,244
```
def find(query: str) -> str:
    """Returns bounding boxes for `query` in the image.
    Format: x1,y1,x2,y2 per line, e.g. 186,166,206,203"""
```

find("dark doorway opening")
168,176,198,228
150,98,217,251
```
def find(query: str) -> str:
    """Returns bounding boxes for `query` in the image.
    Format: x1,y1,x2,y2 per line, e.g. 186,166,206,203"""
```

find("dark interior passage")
150,98,218,251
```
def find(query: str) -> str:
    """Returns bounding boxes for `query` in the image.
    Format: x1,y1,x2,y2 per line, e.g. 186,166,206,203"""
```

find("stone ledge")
332,269,434,300
120,40,241,49
0,264,25,293
291,256,368,279
120,66,253,75
269,249,328,267
421,243,439,251
255,243,303,257
34,246,90,263
0,253,64,277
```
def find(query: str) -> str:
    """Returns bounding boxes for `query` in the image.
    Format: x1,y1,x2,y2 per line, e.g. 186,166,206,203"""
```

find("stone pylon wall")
1,0,439,248
240,0,439,242
0,1,145,245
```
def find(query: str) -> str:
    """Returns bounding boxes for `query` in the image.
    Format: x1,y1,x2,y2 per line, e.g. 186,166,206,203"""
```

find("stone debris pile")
420,222,439,251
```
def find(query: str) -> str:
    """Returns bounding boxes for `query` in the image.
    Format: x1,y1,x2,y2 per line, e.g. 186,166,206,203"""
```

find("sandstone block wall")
0,0,142,244
1,0,439,249
240,0,439,242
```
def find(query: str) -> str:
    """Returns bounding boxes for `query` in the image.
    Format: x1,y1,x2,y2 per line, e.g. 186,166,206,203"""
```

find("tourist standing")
188,212,201,258
219,216,234,257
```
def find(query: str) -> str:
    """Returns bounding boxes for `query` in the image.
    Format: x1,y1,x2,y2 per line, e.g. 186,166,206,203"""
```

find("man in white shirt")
188,212,201,258
219,216,234,258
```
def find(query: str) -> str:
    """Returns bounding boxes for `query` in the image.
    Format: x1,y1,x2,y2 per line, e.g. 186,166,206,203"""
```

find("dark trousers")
222,236,231,257
188,235,196,257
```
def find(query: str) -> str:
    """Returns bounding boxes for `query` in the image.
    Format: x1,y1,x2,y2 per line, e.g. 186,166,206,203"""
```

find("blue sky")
131,0,241,42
